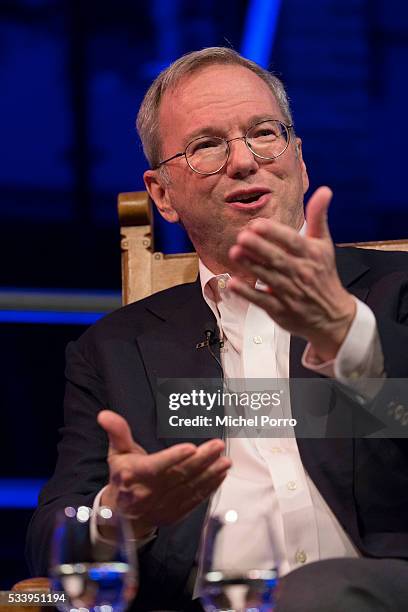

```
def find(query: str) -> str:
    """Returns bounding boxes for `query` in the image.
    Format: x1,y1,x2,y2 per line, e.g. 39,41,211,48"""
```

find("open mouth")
236,192,264,204
225,190,270,208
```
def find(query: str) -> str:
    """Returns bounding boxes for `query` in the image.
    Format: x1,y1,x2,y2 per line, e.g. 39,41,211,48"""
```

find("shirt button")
253,335,263,344
295,550,307,564
287,480,297,491
218,278,227,290
270,447,282,453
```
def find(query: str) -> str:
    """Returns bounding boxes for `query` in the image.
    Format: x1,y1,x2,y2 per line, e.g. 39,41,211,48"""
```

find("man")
27,48,408,611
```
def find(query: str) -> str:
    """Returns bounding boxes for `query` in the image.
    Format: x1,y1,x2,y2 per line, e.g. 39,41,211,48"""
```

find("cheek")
284,160,307,191
176,171,214,196
263,162,286,180
169,179,212,222
190,176,221,205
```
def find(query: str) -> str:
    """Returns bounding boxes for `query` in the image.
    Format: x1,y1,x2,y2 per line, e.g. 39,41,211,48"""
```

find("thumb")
305,186,333,239
97,409,146,455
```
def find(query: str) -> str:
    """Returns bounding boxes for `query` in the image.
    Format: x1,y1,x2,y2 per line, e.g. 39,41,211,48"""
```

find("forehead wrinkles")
178,68,276,113
159,66,282,142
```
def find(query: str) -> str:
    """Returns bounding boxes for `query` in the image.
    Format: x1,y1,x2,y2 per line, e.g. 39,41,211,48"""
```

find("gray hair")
136,47,294,170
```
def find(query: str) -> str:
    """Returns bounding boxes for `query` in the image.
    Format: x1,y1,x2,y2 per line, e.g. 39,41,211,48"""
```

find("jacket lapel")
290,247,371,549
136,282,223,446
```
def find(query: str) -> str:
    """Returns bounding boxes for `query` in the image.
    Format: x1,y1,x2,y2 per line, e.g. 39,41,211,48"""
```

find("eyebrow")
183,114,279,145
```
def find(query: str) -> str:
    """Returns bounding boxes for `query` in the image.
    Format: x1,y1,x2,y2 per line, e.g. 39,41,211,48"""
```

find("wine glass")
199,510,281,612
50,505,138,612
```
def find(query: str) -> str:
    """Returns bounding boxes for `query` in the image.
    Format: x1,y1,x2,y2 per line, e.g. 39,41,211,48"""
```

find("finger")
140,442,198,475
119,440,225,510
132,454,231,517
228,245,300,298
161,439,226,487
230,234,294,273
239,218,307,256
241,262,301,300
305,186,333,239
187,455,232,491
111,440,199,490
98,410,145,454
228,277,284,315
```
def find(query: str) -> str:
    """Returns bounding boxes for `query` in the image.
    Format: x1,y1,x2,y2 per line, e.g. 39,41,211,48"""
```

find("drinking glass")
199,510,280,612
50,505,138,612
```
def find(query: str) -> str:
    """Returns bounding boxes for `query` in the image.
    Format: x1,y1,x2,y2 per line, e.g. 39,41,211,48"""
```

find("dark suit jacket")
26,247,408,611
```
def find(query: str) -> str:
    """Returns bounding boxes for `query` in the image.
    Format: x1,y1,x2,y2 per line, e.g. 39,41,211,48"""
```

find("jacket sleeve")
25,339,110,576
25,332,200,611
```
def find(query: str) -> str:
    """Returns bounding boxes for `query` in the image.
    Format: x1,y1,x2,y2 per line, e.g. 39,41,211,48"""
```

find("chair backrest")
118,192,198,305
118,191,408,305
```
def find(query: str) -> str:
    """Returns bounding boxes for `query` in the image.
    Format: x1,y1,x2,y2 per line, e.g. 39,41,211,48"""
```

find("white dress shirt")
197,255,384,577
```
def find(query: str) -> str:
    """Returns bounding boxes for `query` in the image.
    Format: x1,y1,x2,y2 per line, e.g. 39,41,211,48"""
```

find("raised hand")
228,186,356,362
97,410,231,538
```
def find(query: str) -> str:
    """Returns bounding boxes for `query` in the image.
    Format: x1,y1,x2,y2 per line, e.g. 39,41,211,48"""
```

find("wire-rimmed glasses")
157,120,293,175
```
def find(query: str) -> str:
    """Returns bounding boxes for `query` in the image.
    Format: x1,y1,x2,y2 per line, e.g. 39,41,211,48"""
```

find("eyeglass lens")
185,120,289,174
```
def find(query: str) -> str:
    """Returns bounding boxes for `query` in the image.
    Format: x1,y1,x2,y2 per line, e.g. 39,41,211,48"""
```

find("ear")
295,137,309,195
143,169,180,223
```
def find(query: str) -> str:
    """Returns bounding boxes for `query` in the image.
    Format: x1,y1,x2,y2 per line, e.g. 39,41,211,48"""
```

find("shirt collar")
199,259,230,304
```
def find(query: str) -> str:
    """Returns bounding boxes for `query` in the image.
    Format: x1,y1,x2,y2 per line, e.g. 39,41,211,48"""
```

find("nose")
225,136,259,179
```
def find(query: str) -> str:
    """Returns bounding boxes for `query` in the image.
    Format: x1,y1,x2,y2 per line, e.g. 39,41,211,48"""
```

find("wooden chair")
11,191,408,607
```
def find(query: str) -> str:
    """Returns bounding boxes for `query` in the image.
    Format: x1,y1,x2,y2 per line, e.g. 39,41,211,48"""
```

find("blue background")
0,0,407,588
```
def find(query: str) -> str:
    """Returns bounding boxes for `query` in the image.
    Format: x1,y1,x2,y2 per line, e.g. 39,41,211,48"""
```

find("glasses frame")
156,120,294,175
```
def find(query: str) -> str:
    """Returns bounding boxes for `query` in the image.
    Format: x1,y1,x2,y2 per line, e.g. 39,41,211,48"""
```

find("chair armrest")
12,578,50,592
